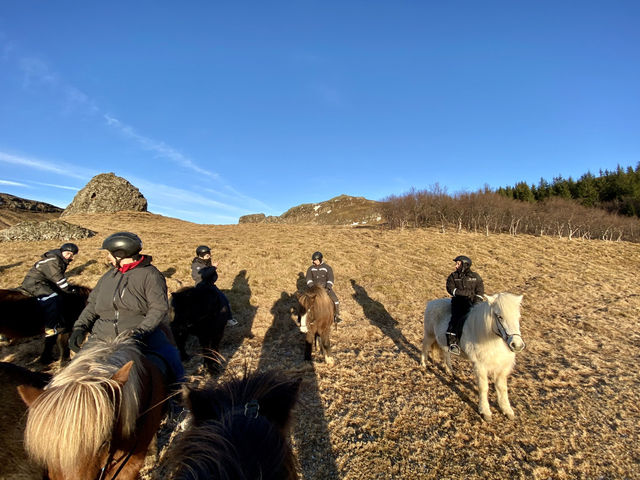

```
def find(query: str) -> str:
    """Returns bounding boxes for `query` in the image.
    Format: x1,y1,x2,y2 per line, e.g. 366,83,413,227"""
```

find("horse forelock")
26,338,144,474
491,293,523,332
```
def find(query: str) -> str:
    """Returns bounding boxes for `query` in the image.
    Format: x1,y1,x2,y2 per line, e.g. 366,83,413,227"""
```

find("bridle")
493,310,525,351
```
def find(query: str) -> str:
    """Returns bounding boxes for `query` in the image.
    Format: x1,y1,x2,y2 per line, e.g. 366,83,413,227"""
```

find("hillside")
240,194,384,226
0,193,62,228
1,212,639,479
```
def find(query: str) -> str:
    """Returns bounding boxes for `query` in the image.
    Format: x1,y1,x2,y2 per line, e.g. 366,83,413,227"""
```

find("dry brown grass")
1,211,639,479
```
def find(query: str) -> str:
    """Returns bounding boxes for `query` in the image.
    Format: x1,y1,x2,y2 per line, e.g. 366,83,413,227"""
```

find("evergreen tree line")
382,185,640,242
497,163,640,218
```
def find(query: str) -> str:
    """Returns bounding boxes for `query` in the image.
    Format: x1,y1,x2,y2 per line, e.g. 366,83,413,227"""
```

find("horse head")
485,293,526,352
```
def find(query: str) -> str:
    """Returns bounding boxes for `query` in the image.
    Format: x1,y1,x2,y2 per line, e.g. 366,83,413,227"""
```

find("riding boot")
38,335,57,364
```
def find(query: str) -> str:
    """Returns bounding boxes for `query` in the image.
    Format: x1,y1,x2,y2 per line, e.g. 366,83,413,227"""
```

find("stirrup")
448,343,461,356
44,327,58,337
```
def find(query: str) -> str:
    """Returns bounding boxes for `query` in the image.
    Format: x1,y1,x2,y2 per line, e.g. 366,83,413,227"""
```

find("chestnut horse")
298,285,335,365
0,286,91,363
163,370,301,479
18,336,168,480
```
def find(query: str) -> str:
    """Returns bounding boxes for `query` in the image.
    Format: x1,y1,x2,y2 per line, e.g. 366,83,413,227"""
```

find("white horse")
421,293,525,420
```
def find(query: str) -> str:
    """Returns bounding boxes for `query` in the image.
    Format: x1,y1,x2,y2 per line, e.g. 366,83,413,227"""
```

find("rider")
191,245,237,327
69,232,184,386
300,251,340,332
21,242,79,337
446,255,485,355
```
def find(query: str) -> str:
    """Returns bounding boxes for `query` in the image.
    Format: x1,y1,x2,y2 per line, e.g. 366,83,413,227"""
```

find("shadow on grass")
257,290,340,480
67,260,97,277
220,270,257,362
0,261,23,274
160,267,176,278
350,279,422,364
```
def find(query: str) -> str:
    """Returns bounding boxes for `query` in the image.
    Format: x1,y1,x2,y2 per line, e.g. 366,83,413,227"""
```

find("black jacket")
306,262,335,291
21,249,72,297
191,256,218,285
446,268,485,303
73,255,169,341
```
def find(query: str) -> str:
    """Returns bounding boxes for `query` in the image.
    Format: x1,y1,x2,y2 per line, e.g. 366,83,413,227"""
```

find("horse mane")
24,337,144,474
166,369,301,480
465,293,523,340
298,285,334,324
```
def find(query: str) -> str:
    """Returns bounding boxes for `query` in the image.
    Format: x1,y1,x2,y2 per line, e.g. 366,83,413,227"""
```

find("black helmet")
60,243,79,254
102,232,143,258
312,251,323,262
196,245,211,257
454,255,472,270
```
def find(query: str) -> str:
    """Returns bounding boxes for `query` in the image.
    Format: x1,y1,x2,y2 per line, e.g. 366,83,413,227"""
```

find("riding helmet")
102,232,143,258
312,251,323,262
60,243,79,254
196,245,211,257
454,255,472,270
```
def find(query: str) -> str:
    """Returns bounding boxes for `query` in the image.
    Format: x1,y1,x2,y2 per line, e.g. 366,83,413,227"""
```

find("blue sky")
1,1,639,224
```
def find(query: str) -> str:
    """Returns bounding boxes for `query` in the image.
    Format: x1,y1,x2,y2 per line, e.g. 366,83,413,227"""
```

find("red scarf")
118,256,145,273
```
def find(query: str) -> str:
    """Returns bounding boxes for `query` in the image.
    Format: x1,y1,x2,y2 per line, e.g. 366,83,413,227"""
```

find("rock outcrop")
61,173,147,216
239,195,384,226
0,193,63,228
0,220,96,242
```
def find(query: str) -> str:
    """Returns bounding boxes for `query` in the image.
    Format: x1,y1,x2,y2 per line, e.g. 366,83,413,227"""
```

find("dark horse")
0,362,52,479
0,286,91,363
298,285,335,365
18,336,167,480
171,286,227,373
164,369,301,479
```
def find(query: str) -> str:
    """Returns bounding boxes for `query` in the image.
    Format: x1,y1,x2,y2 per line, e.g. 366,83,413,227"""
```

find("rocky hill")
0,193,63,229
62,172,147,216
239,194,384,226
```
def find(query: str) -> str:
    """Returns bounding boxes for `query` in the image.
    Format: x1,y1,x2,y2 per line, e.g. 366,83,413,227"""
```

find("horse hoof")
503,410,515,420
480,412,492,422
325,357,335,366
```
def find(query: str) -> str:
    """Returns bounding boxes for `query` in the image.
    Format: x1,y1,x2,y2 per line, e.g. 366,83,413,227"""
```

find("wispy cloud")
0,179,29,187
104,115,221,181
0,151,93,180
32,181,80,191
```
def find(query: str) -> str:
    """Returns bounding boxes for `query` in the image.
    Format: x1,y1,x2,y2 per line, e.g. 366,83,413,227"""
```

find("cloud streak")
0,151,93,180
104,115,221,181
0,179,29,187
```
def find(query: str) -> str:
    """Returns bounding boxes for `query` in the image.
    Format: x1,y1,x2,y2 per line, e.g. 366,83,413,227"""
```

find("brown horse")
163,369,301,480
18,336,168,480
0,286,91,363
298,285,335,365
0,362,51,479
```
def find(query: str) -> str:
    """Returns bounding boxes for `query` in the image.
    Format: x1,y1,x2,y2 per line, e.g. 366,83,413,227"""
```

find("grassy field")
1,211,639,479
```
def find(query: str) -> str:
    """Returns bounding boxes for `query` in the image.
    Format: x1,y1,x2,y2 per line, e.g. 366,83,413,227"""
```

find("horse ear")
17,384,44,407
517,294,524,304
485,294,497,304
111,360,135,386
261,377,302,430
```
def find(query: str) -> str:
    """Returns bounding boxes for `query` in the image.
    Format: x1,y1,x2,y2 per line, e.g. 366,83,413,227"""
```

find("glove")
69,328,87,353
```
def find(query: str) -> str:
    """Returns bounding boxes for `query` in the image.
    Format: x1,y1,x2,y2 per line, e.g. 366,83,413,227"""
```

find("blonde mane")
24,336,144,474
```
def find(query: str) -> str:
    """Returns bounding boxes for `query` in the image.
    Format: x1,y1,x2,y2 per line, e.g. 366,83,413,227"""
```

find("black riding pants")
447,296,473,340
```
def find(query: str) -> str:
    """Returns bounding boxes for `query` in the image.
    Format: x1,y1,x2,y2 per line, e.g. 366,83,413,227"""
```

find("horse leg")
304,340,313,361
495,370,515,419
320,332,334,366
38,335,56,364
57,331,71,363
474,364,492,421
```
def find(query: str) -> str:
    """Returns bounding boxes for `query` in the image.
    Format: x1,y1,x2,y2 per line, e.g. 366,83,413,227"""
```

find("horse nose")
509,336,525,352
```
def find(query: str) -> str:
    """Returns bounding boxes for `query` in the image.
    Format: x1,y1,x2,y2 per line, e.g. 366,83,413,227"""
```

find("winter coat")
446,268,485,304
73,255,170,341
21,249,72,297
306,262,335,291
192,256,218,285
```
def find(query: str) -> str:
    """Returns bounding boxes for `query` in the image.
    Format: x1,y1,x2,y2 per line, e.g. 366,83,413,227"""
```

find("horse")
163,369,301,480
0,362,52,479
298,285,335,365
0,286,91,364
421,293,526,421
18,336,168,480
170,285,227,373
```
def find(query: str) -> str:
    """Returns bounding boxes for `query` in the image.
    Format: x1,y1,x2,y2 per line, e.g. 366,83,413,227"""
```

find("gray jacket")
73,255,169,340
